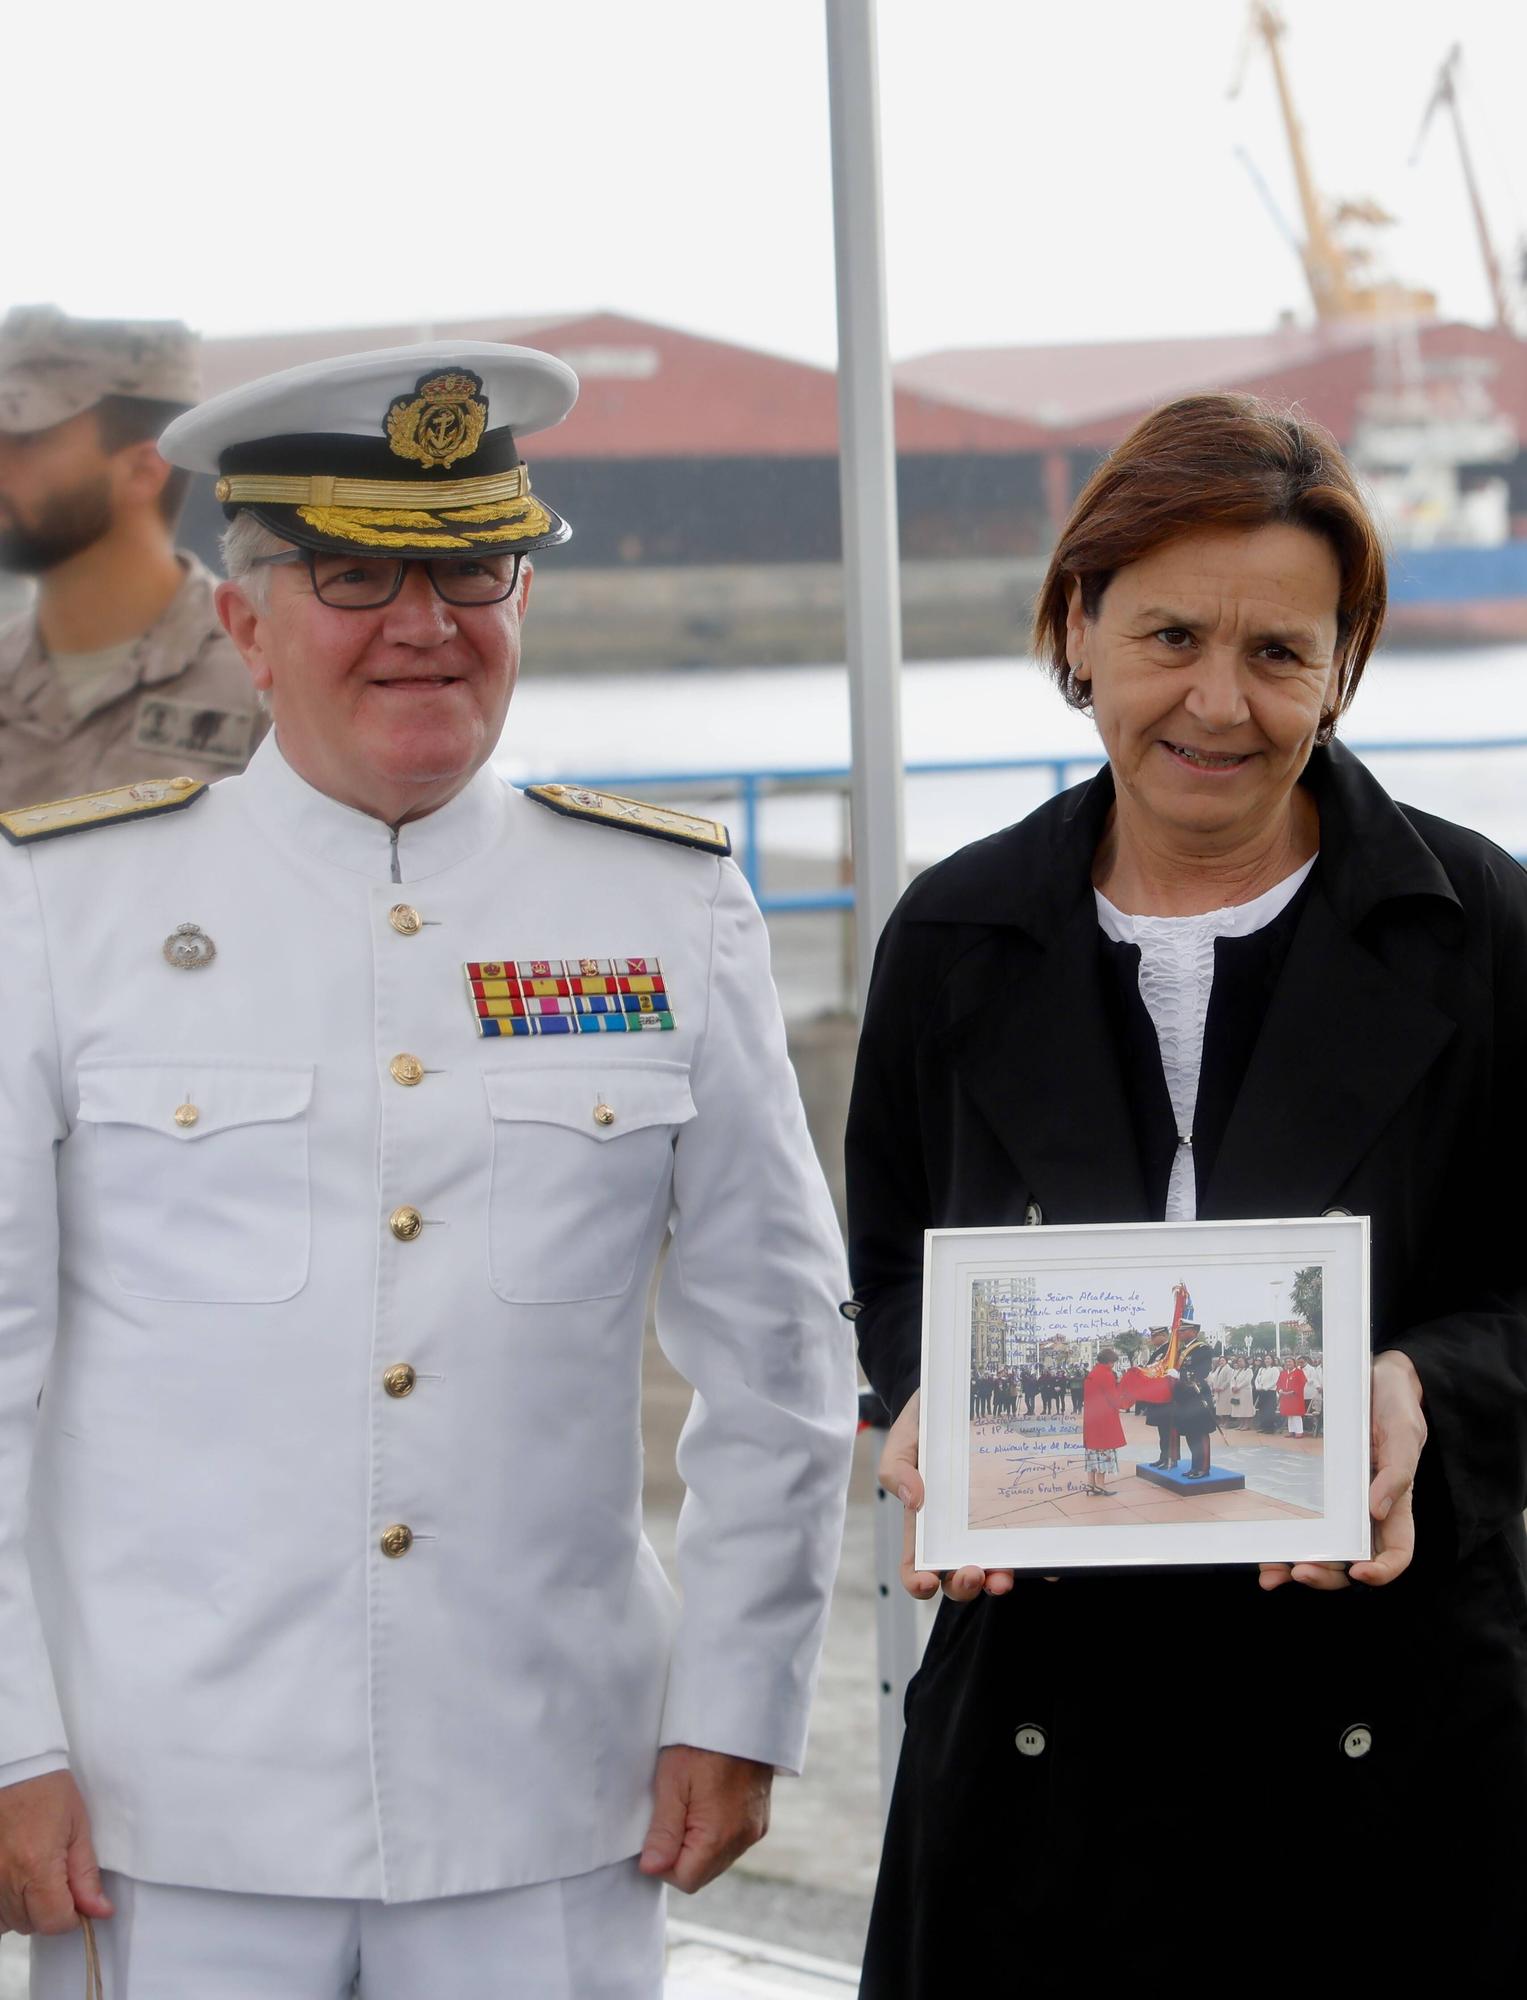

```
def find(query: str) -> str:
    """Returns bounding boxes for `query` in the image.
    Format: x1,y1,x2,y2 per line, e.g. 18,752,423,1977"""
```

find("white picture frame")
917,1215,1371,1572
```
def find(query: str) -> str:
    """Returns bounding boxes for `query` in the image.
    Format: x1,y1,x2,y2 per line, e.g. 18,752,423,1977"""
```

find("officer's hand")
879,1390,1015,1603
1258,1351,1425,1594
638,1745,772,1894
0,1771,113,1937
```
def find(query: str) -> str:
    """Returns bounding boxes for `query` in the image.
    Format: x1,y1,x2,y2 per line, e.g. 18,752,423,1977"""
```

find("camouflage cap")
0,304,201,436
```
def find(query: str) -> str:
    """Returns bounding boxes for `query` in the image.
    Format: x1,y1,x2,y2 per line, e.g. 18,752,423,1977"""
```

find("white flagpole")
826,0,906,1010
825,0,925,1818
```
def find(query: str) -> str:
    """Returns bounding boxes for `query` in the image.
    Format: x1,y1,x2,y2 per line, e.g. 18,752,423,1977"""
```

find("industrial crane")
1231,2,1435,324
1411,43,1520,336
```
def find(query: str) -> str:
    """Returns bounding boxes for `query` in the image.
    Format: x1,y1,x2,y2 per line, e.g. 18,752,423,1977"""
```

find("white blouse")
1095,859,1315,1221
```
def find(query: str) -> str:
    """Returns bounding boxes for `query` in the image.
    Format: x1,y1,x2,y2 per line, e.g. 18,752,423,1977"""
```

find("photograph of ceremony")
965,1259,1330,1535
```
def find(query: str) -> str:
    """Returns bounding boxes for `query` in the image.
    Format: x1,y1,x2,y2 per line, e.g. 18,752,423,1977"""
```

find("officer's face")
219,550,533,822
0,410,116,573
1065,523,1344,858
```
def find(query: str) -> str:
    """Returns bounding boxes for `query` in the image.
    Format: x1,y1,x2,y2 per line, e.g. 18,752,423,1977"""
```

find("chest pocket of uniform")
483,1062,696,1304
75,1060,315,1304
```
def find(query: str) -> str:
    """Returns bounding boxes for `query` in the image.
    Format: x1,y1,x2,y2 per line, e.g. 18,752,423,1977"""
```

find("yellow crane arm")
1249,1,1355,321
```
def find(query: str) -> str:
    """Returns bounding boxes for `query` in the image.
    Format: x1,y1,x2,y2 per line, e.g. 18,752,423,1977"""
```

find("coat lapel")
940,902,1149,1222
1203,881,1456,1217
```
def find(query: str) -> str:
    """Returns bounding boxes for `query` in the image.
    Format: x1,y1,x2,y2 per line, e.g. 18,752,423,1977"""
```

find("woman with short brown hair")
1032,390,1387,730
847,393,1527,1985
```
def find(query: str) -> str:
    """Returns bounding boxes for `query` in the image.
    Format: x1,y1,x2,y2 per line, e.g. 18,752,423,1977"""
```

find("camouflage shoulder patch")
0,775,208,846
526,784,732,857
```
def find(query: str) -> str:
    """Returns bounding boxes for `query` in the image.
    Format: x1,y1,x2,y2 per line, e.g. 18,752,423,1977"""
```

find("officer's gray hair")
219,512,291,611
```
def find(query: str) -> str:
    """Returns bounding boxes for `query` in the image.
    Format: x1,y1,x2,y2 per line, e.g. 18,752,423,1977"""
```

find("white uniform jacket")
0,738,856,1902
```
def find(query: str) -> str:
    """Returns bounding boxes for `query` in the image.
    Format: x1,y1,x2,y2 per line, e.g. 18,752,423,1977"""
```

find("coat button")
1340,1724,1372,1760
593,1102,616,1127
389,1205,424,1242
173,1103,199,1128
388,904,423,937
379,1524,413,1559
1024,1201,1043,1227
389,1054,425,1087
1323,1206,1353,1218
382,1364,417,1398
1014,1723,1047,1757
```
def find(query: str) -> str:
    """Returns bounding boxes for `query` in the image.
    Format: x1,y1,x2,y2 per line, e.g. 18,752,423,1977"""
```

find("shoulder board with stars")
0,775,208,847
526,784,731,857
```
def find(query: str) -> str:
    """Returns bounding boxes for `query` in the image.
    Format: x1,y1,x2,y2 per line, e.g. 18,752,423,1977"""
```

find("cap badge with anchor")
386,371,488,469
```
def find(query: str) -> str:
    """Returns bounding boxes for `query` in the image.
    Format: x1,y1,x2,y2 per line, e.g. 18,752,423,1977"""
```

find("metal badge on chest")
163,921,216,969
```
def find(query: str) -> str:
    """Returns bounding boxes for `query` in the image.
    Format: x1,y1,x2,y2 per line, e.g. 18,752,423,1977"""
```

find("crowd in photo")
969,1367,1085,1419
1233,1350,1324,1436
970,1346,1324,1439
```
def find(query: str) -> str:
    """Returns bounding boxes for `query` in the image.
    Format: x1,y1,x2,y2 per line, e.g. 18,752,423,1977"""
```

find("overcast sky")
6,1,1522,364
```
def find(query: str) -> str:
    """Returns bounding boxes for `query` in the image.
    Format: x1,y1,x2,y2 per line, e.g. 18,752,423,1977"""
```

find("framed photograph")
917,1215,1370,1572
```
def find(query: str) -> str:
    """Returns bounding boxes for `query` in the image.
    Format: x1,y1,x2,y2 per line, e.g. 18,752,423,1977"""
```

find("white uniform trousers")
30,1860,665,1999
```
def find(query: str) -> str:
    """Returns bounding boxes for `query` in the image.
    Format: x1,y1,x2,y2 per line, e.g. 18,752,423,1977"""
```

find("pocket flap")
482,1061,695,1140
76,1060,316,1140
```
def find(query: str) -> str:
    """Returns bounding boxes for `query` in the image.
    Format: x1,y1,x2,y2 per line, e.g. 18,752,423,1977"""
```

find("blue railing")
534,735,1527,915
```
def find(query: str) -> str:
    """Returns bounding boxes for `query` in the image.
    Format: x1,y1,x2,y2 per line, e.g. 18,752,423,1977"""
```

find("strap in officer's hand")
81,1914,103,2000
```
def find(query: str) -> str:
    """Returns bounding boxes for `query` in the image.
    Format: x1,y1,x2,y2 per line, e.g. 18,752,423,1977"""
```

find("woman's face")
1067,523,1345,850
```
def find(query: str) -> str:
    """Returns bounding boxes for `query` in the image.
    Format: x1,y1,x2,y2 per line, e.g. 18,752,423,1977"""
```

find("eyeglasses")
248,548,524,609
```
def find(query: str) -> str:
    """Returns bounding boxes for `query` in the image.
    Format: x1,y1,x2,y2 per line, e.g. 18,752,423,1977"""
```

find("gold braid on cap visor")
214,458,556,549
292,497,554,549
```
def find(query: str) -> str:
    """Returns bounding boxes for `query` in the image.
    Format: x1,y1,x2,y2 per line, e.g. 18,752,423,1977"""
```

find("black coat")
848,744,1527,1983
1170,1367,1217,1439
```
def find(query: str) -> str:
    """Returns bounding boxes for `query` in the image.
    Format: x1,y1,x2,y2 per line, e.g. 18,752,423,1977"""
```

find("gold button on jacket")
389,1054,425,1087
388,904,423,937
173,1103,199,1128
389,1205,424,1242
382,1363,416,1398
593,1102,616,1127
379,1524,413,1559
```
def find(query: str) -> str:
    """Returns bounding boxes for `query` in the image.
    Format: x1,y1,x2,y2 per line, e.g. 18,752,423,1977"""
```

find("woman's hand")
1259,1350,1426,1593
878,1390,1015,1602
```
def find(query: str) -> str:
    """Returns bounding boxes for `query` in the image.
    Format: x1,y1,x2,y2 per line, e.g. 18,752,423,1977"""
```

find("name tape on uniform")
465,957,674,1037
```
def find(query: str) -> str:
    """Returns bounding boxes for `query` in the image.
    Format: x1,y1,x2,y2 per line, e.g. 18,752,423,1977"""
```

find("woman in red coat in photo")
1081,1349,1170,1494
1277,1358,1308,1437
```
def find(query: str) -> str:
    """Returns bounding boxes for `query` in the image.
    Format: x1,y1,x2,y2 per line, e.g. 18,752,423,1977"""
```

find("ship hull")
1385,543,1527,647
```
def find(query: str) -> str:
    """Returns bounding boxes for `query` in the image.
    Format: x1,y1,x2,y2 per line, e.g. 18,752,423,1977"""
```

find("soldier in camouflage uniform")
0,306,266,808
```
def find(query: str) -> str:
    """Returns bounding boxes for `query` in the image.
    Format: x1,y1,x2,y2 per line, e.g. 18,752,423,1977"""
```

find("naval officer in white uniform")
0,343,857,1997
